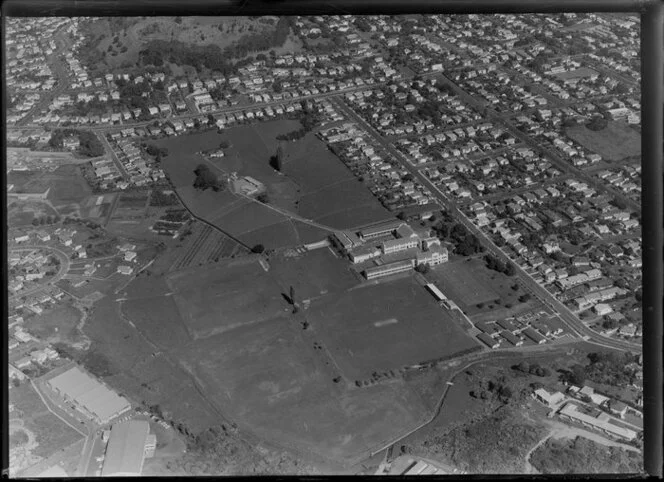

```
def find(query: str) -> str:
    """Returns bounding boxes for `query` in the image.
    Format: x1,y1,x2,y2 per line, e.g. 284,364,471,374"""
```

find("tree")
207,114,216,126
568,364,586,385
269,145,284,171
414,263,430,274
518,293,532,303
192,164,223,191
586,116,608,131
251,244,265,254
256,193,269,204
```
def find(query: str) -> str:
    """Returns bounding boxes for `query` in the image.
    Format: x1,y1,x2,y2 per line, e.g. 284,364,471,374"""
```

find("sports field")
566,121,640,161
281,131,393,229
429,259,501,307
7,200,60,227
270,248,360,302
8,165,92,207
308,277,480,381
185,316,430,463
166,257,290,340
156,121,391,248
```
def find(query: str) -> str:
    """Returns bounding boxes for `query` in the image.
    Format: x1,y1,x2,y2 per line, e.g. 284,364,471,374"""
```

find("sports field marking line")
374,318,399,328
295,176,359,198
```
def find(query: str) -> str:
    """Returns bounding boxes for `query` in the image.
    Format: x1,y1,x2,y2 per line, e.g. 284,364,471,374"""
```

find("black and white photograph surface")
4,1,662,477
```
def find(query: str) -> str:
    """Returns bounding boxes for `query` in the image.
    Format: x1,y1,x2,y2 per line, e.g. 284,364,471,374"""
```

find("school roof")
358,220,405,237
48,366,130,422
101,421,150,477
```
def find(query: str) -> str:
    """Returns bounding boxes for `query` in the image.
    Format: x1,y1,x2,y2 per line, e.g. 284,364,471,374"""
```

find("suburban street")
329,95,640,354
9,245,71,301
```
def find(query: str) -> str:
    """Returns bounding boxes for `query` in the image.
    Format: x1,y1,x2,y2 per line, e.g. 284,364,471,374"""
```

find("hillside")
530,436,642,474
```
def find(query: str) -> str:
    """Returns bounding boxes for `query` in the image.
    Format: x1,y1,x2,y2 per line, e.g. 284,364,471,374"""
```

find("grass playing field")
428,259,501,308
166,257,291,340
269,248,360,302
566,121,640,162
184,315,430,464
281,131,393,230
307,276,480,381
156,121,392,249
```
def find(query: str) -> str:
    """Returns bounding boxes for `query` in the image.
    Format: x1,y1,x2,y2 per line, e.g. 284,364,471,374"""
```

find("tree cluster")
193,164,225,192
139,18,293,74
447,223,484,256
275,109,323,141
143,143,169,159
585,351,640,386
558,364,587,386
150,190,179,207
484,254,516,276
512,361,551,377
49,129,105,157
414,263,431,274
586,116,608,131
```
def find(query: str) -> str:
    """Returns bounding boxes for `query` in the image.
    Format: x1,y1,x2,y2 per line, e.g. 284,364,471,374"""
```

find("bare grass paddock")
9,384,83,461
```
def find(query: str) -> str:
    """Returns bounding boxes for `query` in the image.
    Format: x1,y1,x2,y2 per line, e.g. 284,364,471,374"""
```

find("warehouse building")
364,259,414,280
48,366,131,424
101,421,156,477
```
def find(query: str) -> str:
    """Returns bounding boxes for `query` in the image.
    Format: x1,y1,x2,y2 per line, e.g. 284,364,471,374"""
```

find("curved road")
9,245,71,301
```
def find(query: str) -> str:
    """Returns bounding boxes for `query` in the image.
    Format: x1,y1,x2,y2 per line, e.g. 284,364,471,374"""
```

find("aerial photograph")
6,12,645,476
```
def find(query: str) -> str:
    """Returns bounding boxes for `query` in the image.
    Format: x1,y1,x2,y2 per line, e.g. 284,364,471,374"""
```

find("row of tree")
484,254,517,276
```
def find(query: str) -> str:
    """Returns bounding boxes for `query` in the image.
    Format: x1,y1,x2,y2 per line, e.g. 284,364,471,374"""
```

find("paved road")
15,82,385,134
30,375,98,476
16,25,74,127
330,96,639,354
